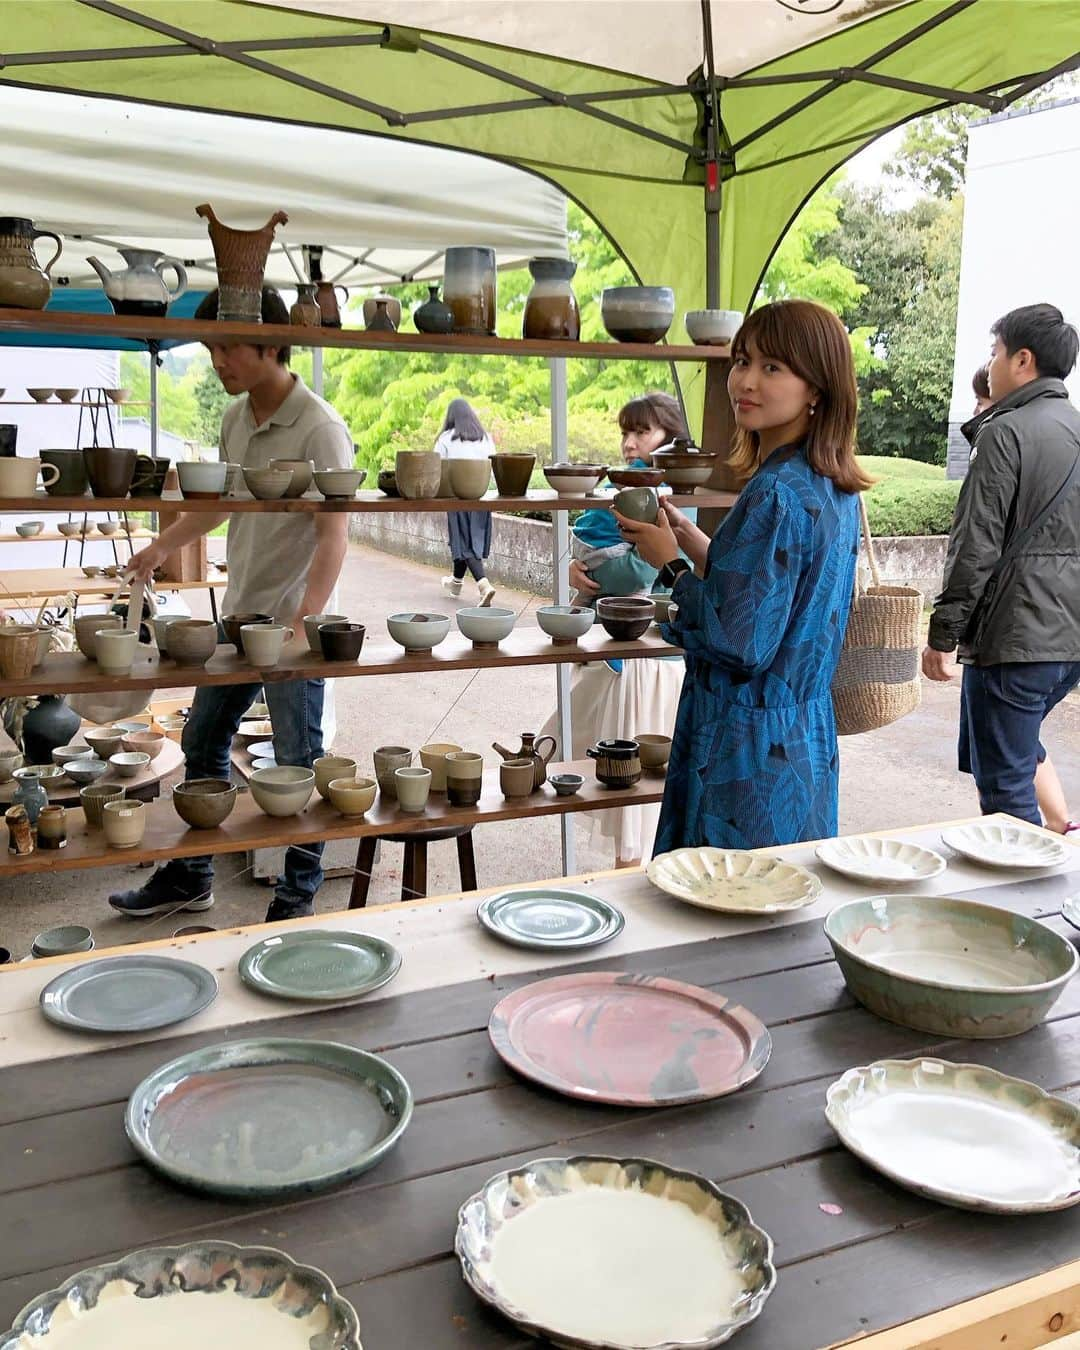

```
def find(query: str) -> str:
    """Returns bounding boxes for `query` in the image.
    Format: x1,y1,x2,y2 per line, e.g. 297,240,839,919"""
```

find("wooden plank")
0,567,224,601
0,529,153,544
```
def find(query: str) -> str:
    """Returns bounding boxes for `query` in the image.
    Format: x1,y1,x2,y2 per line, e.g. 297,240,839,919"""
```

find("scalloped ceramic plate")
826,1058,1080,1213
0,1241,361,1348
941,822,1068,869
646,848,821,914
815,835,946,884
456,1155,776,1349
477,889,625,950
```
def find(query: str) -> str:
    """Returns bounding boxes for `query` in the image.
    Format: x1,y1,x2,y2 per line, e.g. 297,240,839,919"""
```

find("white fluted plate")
816,835,946,884
646,848,821,914
941,822,1068,869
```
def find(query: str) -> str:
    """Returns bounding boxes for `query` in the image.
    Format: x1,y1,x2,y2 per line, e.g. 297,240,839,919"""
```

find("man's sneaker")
109,865,214,918
441,576,463,598
265,895,315,923
477,577,497,607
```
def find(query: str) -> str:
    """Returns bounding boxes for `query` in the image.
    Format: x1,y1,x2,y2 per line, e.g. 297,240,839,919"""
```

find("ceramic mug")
36,804,67,850
499,757,535,799
374,745,412,800
0,456,60,497
445,750,483,806
613,485,659,524
40,448,88,496
102,798,146,849
241,623,294,670
303,612,347,654
94,627,139,676
395,766,432,813
419,741,462,793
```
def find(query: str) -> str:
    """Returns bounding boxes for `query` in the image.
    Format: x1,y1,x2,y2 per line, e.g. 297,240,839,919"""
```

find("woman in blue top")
616,300,870,853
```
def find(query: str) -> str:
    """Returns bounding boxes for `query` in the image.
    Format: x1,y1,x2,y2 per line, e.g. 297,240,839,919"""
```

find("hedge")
863,480,961,537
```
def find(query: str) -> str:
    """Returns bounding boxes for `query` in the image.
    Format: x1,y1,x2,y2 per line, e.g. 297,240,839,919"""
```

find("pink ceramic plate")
489,972,772,1106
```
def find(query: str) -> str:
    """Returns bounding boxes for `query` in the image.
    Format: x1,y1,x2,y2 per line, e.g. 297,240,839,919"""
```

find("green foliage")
858,455,946,482
864,479,961,537
885,106,971,199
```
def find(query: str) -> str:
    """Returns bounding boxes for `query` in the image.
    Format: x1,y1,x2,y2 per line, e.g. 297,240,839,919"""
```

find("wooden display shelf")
0,627,679,696
0,399,149,407
0,737,184,808
1,568,225,603
0,758,666,876
0,306,729,363
0,528,153,544
0,488,738,515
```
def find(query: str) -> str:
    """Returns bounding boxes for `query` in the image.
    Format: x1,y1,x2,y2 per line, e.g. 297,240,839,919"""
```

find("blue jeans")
177,677,326,904
959,661,1080,825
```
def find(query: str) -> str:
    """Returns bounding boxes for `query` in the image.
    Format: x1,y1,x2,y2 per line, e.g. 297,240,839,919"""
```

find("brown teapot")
492,731,557,789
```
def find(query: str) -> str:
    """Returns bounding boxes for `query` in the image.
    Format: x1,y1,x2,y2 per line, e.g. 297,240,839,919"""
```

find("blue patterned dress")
654,445,860,854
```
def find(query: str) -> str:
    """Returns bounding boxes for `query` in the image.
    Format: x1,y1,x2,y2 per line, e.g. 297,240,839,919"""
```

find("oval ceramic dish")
456,1155,776,1349
941,821,1068,869
0,1241,361,1349
477,889,625,951
824,894,1078,1038
239,931,402,1003
826,1058,1080,1213
815,835,947,884
40,955,218,1033
646,848,821,914
125,1038,413,1197
489,972,771,1107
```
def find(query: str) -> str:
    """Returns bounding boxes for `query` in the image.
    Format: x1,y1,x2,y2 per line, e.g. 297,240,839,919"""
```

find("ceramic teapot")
492,731,557,789
87,248,188,318
0,217,62,310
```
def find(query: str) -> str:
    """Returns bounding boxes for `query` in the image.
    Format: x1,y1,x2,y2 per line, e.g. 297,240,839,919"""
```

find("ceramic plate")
0,1241,361,1348
252,755,277,771
941,821,1068,869
248,740,276,761
126,1038,412,1197
456,1155,776,1349
826,1058,1080,1213
489,973,771,1106
646,848,821,914
815,835,947,884
40,955,218,1033
239,930,402,1002
477,889,625,950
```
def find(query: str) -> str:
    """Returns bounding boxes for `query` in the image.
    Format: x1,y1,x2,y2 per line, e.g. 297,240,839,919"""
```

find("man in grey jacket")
923,303,1080,829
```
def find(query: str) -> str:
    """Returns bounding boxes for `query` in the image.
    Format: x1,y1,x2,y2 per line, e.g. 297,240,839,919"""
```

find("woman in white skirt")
541,392,689,867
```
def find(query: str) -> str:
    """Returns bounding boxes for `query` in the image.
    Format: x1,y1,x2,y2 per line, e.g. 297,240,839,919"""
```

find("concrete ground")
3,539,1078,958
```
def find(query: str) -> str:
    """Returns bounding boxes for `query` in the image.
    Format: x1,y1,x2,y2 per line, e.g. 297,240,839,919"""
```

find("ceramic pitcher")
87,247,188,318
0,217,62,310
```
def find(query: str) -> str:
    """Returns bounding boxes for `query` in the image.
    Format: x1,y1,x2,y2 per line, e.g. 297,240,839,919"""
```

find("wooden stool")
348,825,478,908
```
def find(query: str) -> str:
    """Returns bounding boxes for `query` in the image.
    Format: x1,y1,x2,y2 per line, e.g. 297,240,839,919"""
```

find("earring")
809,403,817,417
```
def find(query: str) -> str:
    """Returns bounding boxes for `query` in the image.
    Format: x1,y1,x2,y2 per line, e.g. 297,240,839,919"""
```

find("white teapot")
87,247,188,317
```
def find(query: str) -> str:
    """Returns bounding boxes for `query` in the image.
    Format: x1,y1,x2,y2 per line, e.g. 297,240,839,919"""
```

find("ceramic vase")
523,257,580,340
19,695,81,765
363,294,401,330
413,284,453,334
290,283,322,327
13,772,48,826
196,203,288,323
444,246,497,336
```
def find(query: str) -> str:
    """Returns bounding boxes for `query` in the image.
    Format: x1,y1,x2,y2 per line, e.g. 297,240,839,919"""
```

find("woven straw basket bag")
832,495,924,736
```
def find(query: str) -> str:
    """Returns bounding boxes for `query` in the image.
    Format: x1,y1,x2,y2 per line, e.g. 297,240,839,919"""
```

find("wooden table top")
0,817,1077,1349
0,567,225,603
0,735,183,808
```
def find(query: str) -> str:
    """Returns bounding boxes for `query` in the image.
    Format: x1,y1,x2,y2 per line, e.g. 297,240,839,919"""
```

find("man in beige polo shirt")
112,287,352,923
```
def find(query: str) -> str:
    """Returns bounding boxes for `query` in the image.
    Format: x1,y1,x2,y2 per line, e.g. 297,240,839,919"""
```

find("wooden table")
1,816,1078,1349
0,735,183,808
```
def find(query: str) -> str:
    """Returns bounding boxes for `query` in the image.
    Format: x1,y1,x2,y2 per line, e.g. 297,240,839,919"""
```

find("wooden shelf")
0,400,148,407
0,627,679,696
2,567,225,602
0,758,666,876
0,488,737,515
0,528,153,544
0,307,730,363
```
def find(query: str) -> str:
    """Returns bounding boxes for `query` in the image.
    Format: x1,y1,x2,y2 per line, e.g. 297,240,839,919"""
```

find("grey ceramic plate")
239,930,402,1002
477,889,625,950
248,740,276,760
252,755,278,770
126,1037,413,1197
40,955,218,1033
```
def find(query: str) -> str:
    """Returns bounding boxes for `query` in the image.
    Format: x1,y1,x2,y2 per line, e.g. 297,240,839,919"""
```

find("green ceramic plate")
40,955,218,1033
125,1037,413,1197
239,929,402,1002
477,889,625,950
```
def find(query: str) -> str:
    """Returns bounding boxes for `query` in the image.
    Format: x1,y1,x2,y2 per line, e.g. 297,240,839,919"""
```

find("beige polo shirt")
220,374,353,621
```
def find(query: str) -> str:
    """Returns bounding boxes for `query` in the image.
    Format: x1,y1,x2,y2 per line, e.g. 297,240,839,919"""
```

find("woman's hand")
124,539,169,583
612,509,680,570
569,558,598,594
659,499,710,570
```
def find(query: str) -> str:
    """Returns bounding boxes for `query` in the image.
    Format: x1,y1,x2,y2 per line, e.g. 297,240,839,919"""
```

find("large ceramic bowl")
596,595,654,640
314,468,366,499
172,778,238,829
651,447,720,488
601,286,675,344
824,894,1079,1038
249,765,316,817
166,618,219,666
536,604,595,644
0,1242,361,1349
456,1155,776,1348
543,463,607,496
387,611,451,654
684,309,743,346
456,606,516,647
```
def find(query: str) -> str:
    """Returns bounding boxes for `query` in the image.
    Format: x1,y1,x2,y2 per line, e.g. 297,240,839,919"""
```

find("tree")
884,106,971,199
191,361,231,447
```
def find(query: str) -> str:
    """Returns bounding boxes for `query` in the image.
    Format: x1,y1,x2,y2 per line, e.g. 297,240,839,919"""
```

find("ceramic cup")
0,750,24,784
94,627,139,676
0,625,40,679
162,618,218,667
374,745,412,800
81,782,125,830
129,455,170,498
314,755,357,801
500,757,535,799
327,776,377,817
394,766,432,813
613,485,659,524
241,623,294,670
152,614,176,654
445,750,483,806
420,742,462,793
318,622,366,663
395,449,442,500
550,772,585,797
177,460,227,499
222,612,272,652
40,448,89,497
36,804,68,850
303,612,347,654
489,453,535,497
636,733,672,773
102,798,146,848
74,613,122,660
448,458,492,500
0,456,60,497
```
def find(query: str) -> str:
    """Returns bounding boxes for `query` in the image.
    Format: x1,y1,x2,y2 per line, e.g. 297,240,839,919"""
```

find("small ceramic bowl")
15,521,44,537
105,388,132,404
456,607,516,648
606,467,666,489
536,604,595,644
242,466,292,500
81,565,101,578
597,596,655,641
235,719,274,749
542,463,607,496
249,765,316,817
122,730,165,761
651,447,719,489
318,621,366,662
108,751,150,779
14,764,63,784
636,733,672,772
328,776,378,817
387,612,451,654
652,592,676,624
377,469,399,497
64,758,109,786
172,778,238,829
221,612,272,651
269,459,314,498
314,468,366,500
57,521,85,538
51,743,91,767
96,520,121,536
549,773,584,797
55,388,80,403
84,727,126,759
684,308,744,346
600,286,675,343
32,924,93,957
26,388,55,403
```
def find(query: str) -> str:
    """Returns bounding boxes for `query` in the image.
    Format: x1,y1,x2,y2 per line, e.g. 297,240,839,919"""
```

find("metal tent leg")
549,356,575,877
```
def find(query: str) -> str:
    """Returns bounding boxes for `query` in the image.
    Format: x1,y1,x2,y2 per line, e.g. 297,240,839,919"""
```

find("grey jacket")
928,377,1080,664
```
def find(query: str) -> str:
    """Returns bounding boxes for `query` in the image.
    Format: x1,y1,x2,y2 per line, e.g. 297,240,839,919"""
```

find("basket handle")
857,493,881,589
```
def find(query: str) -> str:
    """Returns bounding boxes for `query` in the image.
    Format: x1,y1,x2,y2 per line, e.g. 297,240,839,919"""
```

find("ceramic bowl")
84,727,126,759
636,732,672,772
249,765,316,817
377,468,399,497
33,924,93,957
489,453,536,497
166,618,218,666
448,458,492,500
328,776,378,817
57,520,86,537
80,782,125,829
302,612,347,653
55,388,80,403
14,764,63,784
222,612,272,651
536,604,595,644
314,755,358,800
315,468,366,499
172,778,238,829
387,611,451,654
549,773,584,797
82,565,100,578
114,718,152,735
606,466,666,489
542,463,607,496
15,520,44,537
824,894,1078,1039
123,730,165,761
74,612,121,658
26,388,55,403
109,751,150,779
242,465,292,500
684,308,744,345
96,520,121,535
613,485,659,523
177,460,227,499
600,286,675,343
51,743,91,767
105,387,132,403
596,595,654,640
456,606,516,648
318,621,366,662
63,757,109,786
651,447,719,488
652,592,676,624
0,750,24,783
269,458,314,498
647,847,823,915
236,719,274,749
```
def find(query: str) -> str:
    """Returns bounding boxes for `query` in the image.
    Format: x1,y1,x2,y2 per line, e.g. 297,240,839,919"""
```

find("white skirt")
540,658,684,860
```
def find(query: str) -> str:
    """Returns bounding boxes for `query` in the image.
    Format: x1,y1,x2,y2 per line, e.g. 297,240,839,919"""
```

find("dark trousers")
959,661,1080,825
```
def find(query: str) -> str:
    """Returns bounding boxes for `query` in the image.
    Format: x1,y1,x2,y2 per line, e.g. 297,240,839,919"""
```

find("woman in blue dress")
615,299,870,852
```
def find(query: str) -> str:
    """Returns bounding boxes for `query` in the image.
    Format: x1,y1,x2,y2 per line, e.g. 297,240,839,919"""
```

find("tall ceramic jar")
443,247,497,336
20,695,81,765
523,258,580,341
290,284,322,327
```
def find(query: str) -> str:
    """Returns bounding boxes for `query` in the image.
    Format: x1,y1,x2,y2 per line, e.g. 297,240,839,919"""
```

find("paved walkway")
2,539,1078,956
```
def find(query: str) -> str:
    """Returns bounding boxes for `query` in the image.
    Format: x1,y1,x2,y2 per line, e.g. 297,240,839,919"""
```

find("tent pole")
701,0,722,308
549,356,575,877
148,340,159,459
312,346,324,398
